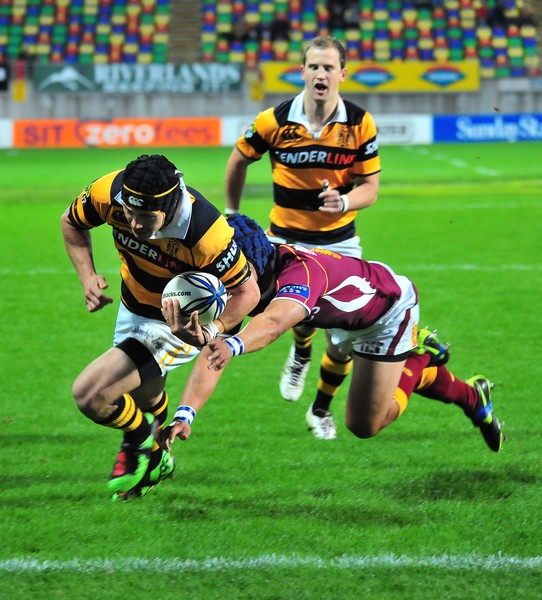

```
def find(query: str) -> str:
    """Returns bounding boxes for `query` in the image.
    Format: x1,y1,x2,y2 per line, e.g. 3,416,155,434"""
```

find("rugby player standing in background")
223,35,381,440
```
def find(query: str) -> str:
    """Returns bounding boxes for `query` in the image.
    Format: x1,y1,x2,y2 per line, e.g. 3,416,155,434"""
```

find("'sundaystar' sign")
33,63,243,93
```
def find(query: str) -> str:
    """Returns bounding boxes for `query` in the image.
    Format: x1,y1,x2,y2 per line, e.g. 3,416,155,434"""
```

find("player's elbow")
240,276,261,313
60,210,71,232
367,193,378,207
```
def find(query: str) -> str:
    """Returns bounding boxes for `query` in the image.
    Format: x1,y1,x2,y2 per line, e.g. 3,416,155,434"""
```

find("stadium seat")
0,0,539,76
0,0,172,64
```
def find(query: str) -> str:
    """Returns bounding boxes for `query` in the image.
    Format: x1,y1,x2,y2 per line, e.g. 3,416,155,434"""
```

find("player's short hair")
303,35,346,69
226,213,275,278
122,154,182,225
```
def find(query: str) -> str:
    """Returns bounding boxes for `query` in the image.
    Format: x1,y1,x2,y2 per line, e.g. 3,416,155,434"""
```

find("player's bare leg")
345,355,407,438
72,347,142,420
72,347,158,493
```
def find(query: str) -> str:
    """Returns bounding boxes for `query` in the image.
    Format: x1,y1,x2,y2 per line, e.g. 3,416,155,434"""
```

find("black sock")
312,352,353,413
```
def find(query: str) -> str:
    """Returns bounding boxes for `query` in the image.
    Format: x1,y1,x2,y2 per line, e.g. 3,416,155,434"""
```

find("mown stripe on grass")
1,264,541,277
1,554,541,573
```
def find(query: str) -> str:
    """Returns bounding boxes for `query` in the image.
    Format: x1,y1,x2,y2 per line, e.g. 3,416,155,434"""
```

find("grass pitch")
1,143,541,599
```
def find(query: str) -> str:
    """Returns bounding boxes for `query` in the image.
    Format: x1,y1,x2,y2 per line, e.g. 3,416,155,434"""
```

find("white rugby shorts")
113,303,200,375
266,233,362,259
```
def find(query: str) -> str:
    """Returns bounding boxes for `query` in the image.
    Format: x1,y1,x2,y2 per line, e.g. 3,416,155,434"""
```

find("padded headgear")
122,154,182,226
227,213,275,278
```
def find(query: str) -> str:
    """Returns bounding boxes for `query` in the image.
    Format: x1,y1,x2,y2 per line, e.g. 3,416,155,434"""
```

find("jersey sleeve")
271,247,327,316
353,111,381,177
235,107,277,160
66,170,121,229
187,209,250,291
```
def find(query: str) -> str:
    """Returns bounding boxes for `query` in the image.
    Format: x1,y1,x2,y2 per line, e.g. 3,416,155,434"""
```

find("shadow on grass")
386,467,539,502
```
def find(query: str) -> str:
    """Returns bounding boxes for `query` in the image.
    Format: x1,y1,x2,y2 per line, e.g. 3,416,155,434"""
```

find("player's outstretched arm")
218,273,260,333
159,346,226,450
207,299,307,370
224,148,253,213
60,211,113,312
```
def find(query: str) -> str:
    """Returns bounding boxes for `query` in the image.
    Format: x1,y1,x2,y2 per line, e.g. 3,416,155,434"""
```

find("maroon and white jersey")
272,244,413,331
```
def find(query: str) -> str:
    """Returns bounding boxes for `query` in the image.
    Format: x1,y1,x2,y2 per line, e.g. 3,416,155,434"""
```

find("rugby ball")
162,271,227,325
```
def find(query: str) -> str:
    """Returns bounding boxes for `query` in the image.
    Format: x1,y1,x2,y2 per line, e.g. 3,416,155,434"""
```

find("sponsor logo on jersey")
365,140,378,155
81,185,91,205
216,239,239,273
113,228,183,270
273,148,355,167
282,126,302,141
244,123,256,139
356,340,384,354
277,284,310,301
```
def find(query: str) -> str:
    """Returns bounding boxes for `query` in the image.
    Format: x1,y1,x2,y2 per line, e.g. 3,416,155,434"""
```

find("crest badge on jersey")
335,125,353,147
165,240,180,256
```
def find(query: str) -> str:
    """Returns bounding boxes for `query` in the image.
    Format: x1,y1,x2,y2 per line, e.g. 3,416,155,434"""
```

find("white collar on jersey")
288,91,348,133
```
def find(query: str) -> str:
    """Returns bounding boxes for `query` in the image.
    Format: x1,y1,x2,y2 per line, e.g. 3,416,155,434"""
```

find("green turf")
1,144,541,599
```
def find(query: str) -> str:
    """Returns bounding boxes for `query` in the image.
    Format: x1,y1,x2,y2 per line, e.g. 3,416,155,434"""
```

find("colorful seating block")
0,0,539,76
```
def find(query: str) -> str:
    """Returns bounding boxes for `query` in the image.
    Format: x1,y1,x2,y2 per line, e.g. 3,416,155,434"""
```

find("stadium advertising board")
13,117,221,148
0,119,12,147
32,63,243,93
433,113,542,142
373,115,432,145
221,116,254,146
222,115,432,146
262,61,479,93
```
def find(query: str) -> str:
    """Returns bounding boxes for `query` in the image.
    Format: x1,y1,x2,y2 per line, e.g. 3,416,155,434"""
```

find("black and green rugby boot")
465,375,505,453
412,327,450,366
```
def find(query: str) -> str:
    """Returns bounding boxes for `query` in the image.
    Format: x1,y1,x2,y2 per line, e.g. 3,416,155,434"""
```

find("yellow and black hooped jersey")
236,93,381,245
66,169,250,321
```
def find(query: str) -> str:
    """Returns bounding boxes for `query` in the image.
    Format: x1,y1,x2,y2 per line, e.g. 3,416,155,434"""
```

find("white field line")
402,147,500,176
374,201,538,210
1,554,541,573
403,264,542,272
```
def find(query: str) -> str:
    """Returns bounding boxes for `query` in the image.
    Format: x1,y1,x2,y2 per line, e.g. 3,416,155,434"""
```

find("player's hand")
162,299,206,347
206,337,234,371
159,421,192,451
318,181,345,214
84,274,113,312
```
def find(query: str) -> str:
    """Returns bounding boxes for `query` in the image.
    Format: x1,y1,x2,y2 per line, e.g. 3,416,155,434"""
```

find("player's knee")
72,374,108,416
345,416,381,439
